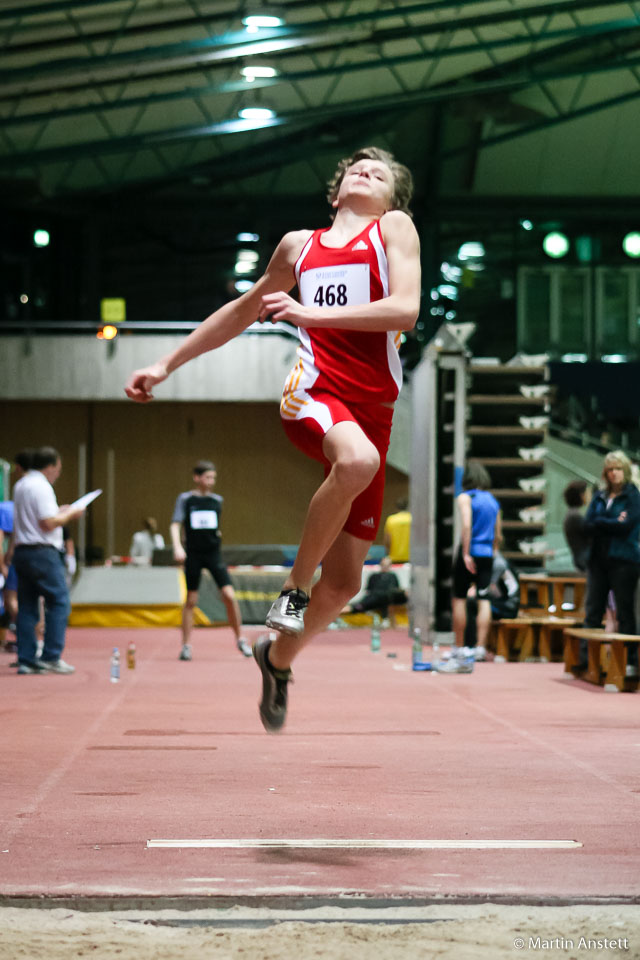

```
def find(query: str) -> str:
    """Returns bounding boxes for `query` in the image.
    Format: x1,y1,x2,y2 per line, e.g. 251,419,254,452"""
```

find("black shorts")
452,547,493,600
184,549,232,593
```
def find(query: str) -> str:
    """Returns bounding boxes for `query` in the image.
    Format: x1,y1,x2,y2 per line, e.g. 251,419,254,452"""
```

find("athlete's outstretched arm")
258,210,421,332
125,230,310,402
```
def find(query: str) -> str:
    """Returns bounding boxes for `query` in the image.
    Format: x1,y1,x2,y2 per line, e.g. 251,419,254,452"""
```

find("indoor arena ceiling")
2,0,640,207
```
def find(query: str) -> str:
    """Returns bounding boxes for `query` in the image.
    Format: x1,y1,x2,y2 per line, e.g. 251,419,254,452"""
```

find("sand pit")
1,903,639,960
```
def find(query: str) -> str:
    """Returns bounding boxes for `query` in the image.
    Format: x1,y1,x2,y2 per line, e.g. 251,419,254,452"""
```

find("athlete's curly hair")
326,146,414,216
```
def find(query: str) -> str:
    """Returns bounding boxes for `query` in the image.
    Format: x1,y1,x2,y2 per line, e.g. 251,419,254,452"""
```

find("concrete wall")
0,333,298,402
1,399,409,559
0,330,411,474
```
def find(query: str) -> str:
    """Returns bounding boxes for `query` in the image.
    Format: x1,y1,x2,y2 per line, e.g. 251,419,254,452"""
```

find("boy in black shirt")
170,460,250,661
341,555,407,619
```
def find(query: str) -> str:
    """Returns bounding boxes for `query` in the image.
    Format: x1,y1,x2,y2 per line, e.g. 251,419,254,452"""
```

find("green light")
33,229,50,247
542,232,569,259
622,232,640,258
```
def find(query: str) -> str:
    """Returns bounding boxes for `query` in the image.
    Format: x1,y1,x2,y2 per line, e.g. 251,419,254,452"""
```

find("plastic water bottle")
412,627,423,669
432,636,440,667
127,642,136,670
110,647,120,683
370,613,381,652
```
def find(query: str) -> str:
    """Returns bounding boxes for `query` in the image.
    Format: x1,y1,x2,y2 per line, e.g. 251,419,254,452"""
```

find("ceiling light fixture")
238,106,276,121
243,13,285,33
241,65,278,81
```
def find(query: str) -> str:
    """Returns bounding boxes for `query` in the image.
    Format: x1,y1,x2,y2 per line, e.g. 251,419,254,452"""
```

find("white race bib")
190,510,218,530
299,263,370,309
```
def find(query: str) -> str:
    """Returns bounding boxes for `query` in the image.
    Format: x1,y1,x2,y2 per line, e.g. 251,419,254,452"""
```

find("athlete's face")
336,159,394,213
194,469,216,492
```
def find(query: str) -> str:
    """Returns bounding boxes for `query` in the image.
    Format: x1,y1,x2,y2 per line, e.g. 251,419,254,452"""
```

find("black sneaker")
265,588,309,635
16,660,47,675
253,635,292,733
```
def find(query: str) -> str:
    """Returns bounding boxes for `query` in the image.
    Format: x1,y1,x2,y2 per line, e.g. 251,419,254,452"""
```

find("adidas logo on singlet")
361,517,375,528
351,240,369,251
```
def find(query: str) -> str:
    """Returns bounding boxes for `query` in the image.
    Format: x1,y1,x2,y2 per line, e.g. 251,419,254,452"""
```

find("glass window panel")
520,270,550,353
597,269,629,354
558,271,589,353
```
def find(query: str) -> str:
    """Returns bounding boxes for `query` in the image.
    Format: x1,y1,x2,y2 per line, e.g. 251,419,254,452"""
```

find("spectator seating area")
488,570,639,693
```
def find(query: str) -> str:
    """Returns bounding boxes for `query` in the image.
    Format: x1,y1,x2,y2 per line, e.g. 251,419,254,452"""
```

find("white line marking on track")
147,838,581,849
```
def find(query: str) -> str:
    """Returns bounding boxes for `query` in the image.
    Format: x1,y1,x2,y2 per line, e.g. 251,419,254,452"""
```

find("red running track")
1,627,639,901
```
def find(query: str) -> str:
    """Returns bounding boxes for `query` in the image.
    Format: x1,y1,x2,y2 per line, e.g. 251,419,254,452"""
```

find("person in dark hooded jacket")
581,450,640,675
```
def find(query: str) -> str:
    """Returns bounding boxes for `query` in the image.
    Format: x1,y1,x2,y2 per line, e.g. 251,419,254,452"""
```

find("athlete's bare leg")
181,589,198,646
269,530,371,670
476,597,491,648
280,421,380,597
221,584,243,640
452,597,467,648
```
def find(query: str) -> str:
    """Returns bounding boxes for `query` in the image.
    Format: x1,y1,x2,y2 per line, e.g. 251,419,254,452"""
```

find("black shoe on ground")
17,660,47,675
265,588,309,635
253,635,292,733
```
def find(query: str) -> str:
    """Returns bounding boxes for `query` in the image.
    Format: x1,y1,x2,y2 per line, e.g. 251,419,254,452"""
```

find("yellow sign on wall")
100,298,126,323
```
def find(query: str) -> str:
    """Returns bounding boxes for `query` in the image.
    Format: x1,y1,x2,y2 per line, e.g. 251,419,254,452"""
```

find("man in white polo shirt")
12,446,85,675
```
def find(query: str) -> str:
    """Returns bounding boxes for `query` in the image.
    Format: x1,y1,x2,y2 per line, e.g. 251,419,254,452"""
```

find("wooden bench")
491,617,580,662
519,574,586,618
538,618,581,662
563,627,640,692
492,617,538,661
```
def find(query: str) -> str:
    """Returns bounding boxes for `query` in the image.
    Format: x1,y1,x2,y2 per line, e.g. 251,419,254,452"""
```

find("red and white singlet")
280,219,402,421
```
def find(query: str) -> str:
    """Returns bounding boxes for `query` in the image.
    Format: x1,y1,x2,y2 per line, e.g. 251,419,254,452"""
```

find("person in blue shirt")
451,462,502,654
580,450,640,676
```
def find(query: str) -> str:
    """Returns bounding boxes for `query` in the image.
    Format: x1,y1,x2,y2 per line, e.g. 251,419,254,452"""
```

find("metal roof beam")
1,0,637,86
3,44,640,172
0,0,122,19
2,21,640,127
2,14,638,103
443,85,640,157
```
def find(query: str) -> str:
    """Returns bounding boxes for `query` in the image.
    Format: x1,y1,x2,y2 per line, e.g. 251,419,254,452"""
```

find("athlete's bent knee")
331,451,379,495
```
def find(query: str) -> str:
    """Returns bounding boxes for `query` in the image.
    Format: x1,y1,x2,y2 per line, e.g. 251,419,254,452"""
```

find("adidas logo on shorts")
361,516,375,528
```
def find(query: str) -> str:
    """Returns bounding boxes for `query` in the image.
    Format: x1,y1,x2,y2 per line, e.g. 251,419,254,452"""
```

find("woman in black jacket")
582,450,640,675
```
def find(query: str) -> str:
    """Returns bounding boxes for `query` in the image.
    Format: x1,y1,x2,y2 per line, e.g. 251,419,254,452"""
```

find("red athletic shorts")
281,388,394,541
